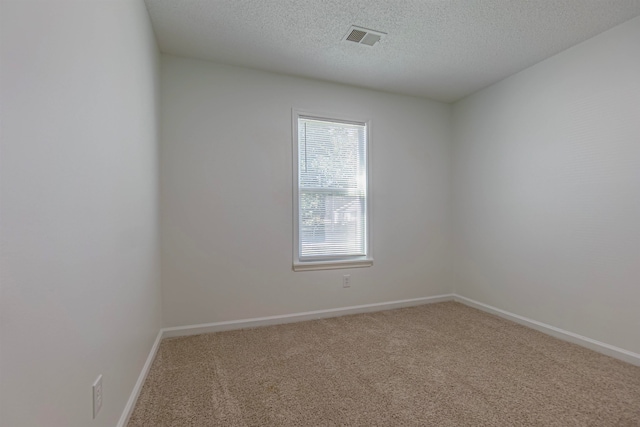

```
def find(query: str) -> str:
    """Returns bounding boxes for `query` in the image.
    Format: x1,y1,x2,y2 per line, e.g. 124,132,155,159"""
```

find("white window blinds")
297,116,368,260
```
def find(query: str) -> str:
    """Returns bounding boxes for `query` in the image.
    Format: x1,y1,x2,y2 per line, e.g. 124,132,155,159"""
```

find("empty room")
2,0,640,426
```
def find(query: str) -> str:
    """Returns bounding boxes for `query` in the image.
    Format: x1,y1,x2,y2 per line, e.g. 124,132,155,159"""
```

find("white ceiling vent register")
343,26,386,46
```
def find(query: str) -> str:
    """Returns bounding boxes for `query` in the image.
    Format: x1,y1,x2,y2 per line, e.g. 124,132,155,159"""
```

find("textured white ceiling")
144,0,640,102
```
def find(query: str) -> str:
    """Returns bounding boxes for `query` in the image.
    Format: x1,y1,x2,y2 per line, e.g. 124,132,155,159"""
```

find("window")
293,110,372,271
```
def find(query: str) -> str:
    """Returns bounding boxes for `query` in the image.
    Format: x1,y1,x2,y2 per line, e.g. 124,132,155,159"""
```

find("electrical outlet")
92,375,103,419
343,274,351,288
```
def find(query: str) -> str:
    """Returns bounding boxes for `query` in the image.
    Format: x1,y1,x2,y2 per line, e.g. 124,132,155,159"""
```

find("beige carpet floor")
128,302,640,426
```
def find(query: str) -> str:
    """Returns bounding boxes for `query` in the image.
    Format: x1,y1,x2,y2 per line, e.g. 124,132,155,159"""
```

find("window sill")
293,258,373,272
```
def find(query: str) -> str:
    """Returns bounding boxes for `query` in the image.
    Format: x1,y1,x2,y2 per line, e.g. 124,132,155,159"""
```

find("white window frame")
292,109,373,272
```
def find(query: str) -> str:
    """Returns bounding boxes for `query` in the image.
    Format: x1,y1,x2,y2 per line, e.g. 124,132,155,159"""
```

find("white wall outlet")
343,274,351,288
92,375,103,419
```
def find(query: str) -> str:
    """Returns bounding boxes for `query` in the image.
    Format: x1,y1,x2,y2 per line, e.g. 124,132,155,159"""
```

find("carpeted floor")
128,302,640,426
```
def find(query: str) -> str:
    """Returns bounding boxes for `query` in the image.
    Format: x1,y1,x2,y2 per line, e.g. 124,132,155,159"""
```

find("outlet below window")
343,274,351,288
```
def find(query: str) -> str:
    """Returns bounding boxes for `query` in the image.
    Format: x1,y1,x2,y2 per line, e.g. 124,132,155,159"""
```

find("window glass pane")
300,191,365,257
299,119,365,190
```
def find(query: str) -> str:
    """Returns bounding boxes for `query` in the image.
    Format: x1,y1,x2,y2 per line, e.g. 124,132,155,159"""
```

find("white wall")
160,56,452,327
0,1,161,426
452,16,640,354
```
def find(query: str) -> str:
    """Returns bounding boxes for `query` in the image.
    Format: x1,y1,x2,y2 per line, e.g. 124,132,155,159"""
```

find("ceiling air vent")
343,26,386,46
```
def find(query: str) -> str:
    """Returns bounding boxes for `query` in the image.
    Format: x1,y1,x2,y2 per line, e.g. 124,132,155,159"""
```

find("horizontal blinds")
298,117,367,258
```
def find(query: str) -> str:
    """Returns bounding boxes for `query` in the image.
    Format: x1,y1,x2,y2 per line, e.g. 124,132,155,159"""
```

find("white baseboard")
453,294,640,367
116,329,163,427
162,294,455,338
